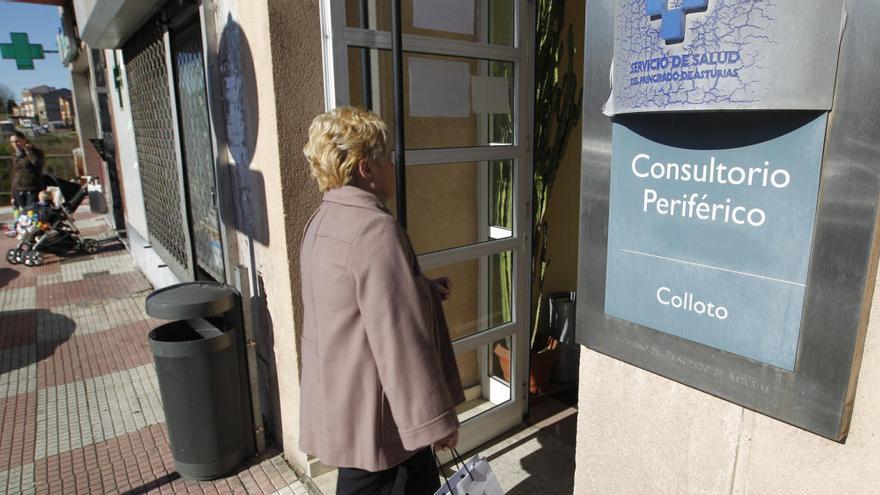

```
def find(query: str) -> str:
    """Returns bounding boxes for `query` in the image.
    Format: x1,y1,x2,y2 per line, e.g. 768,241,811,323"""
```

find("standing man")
9,130,44,210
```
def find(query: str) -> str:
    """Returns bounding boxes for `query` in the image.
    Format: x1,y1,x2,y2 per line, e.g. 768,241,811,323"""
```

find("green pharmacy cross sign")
1,33,50,70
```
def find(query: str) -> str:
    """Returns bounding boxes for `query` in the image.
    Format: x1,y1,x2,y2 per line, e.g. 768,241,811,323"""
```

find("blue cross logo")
646,0,709,44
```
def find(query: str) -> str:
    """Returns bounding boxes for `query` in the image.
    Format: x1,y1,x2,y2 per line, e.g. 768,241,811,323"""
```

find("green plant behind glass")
485,0,581,347
489,57,514,327
531,0,582,349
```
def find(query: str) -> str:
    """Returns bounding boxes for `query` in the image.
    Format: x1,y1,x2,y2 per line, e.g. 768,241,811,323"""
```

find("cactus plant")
531,0,583,349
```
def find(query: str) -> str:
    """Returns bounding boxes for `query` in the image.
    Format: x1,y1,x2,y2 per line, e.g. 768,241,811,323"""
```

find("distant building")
20,85,56,118
59,94,75,126
35,88,72,125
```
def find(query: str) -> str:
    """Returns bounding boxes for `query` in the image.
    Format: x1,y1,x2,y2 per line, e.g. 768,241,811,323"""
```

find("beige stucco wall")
574,273,880,493
542,0,585,296
205,0,324,473
265,0,326,472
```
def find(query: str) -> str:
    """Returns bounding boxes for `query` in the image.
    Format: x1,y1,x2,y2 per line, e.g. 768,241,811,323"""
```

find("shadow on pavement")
461,427,575,495
505,430,576,494
446,396,577,495
95,237,126,254
119,472,181,495
120,446,286,495
0,267,20,289
55,238,125,266
0,309,75,372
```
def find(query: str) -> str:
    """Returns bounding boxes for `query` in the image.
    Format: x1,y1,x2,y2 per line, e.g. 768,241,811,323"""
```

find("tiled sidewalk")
0,211,309,494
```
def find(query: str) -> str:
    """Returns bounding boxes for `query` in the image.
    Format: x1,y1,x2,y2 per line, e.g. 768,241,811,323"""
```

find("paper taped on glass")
413,0,474,35
408,57,471,118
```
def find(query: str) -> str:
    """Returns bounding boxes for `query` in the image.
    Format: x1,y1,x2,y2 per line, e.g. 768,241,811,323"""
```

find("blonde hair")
302,107,390,192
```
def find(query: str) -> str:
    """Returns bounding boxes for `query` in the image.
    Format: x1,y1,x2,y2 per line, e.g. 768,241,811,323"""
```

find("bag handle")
433,448,455,495
450,447,474,481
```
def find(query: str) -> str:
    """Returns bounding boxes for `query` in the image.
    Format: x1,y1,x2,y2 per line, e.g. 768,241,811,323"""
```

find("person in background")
300,107,464,495
7,132,44,235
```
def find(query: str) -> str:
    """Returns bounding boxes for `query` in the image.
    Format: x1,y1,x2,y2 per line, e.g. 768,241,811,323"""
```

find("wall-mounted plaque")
578,0,879,441
605,114,826,371
606,0,845,115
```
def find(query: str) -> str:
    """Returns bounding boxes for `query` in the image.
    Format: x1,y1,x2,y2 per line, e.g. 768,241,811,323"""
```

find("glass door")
322,0,533,454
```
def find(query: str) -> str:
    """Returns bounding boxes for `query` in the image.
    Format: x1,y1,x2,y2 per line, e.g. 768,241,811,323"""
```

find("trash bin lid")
145,282,238,320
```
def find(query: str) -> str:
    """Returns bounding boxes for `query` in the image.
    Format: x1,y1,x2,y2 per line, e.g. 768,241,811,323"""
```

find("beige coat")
298,186,465,471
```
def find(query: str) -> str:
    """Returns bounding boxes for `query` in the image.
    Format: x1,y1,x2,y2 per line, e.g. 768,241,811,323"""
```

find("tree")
0,84,15,119
0,84,14,105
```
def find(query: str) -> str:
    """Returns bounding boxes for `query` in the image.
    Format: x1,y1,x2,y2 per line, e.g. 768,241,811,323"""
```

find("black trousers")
336,448,440,495
13,190,38,210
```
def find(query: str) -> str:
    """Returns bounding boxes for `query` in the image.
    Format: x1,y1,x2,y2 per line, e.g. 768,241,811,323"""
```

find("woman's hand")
433,429,459,450
431,277,452,301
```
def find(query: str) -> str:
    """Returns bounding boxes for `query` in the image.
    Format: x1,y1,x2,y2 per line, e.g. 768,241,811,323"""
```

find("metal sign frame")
576,0,880,441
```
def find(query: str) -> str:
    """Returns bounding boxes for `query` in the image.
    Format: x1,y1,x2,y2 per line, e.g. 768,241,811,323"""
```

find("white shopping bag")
435,455,504,495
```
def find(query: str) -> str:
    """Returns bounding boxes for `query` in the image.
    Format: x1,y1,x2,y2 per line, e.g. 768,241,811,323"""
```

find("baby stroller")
6,175,101,267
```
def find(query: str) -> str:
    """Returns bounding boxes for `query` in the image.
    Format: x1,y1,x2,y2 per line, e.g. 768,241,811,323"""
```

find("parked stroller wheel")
83,239,99,254
6,248,20,264
28,252,44,266
23,251,43,267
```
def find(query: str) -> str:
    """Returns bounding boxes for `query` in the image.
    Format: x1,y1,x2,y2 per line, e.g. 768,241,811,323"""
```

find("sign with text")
606,0,844,115
604,113,828,370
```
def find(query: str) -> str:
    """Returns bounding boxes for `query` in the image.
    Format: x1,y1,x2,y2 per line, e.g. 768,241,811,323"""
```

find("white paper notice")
413,0,474,35
471,76,510,114
408,57,471,118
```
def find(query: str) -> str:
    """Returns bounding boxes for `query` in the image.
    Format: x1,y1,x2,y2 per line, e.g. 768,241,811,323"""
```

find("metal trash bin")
145,282,254,480
548,291,579,384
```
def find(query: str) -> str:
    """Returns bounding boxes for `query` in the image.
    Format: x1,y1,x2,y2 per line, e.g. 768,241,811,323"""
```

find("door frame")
318,0,535,455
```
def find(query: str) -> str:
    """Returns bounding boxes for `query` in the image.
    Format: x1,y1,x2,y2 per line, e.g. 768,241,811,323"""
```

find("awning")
73,0,164,48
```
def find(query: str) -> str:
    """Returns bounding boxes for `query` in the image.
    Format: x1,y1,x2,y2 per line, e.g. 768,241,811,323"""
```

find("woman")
299,107,465,495
7,131,44,236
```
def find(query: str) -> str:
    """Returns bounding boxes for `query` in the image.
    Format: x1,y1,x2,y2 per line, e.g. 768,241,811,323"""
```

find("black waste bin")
548,291,579,384
145,282,254,480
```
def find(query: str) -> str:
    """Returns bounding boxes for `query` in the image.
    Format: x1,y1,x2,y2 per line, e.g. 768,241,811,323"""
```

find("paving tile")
33,422,309,494
38,295,154,340
35,364,164,460
0,392,37,471
18,260,62,277
0,209,311,494
60,252,135,283
71,216,104,229
34,271,62,287
0,286,37,311
36,271,152,308
77,226,109,238
38,320,155,389
0,267,37,291
0,345,37,400
0,463,36,495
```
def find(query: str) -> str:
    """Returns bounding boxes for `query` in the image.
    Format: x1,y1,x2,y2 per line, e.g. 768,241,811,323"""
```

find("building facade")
58,94,74,126
19,85,55,119
34,88,71,124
